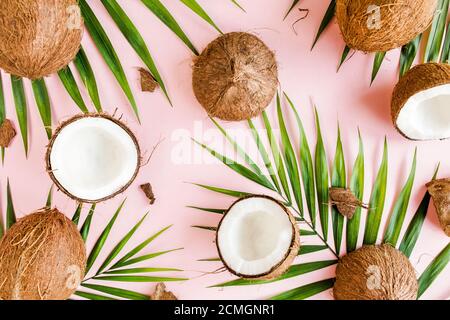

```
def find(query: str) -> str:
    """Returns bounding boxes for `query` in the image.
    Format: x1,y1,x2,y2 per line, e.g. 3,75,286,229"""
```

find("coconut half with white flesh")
392,63,450,140
216,196,299,280
46,114,141,203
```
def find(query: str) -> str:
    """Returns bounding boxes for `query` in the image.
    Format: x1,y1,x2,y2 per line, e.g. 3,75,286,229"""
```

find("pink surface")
0,0,449,300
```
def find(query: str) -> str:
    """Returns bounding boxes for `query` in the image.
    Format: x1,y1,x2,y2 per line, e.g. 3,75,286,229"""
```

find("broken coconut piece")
329,187,367,219
216,195,299,280
192,32,278,121
334,244,418,300
336,0,437,52
0,119,16,147
426,178,450,237
140,183,155,205
0,0,83,79
150,283,177,300
46,114,141,203
392,63,450,140
139,68,158,92
0,208,86,300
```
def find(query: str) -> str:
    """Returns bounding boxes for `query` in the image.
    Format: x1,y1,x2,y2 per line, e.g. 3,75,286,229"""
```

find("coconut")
333,244,418,300
335,0,437,52
216,195,299,280
392,63,450,140
192,32,278,121
0,208,86,300
426,178,450,237
0,0,83,79
46,114,141,203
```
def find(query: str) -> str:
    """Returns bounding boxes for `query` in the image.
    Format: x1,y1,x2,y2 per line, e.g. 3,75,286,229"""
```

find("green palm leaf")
371,52,386,85
314,108,329,240
58,67,89,113
399,166,439,258
85,200,126,274
418,242,450,298
187,206,226,214
6,179,16,230
337,45,351,71
141,0,199,55
331,126,346,255
270,278,335,300
75,291,116,300
74,47,102,112
277,93,303,214
180,0,223,34
311,0,336,49
101,0,171,105
45,185,53,208
94,275,186,282
80,204,96,242
363,139,388,245
104,267,180,275
72,203,82,226
441,24,450,63
230,0,245,12
299,245,328,255
10,76,28,155
79,0,140,121
112,248,183,269
31,78,52,139
424,0,449,62
285,93,316,224
211,260,337,287
191,183,251,198
346,131,364,253
399,35,422,78
383,149,417,247
81,284,149,300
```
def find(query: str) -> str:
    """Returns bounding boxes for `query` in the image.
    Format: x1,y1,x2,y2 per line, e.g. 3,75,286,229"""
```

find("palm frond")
284,0,301,20
424,0,449,62
58,67,90,113
311,0,336,49
31,79,52,139
10,76,28,155
180,0,223,34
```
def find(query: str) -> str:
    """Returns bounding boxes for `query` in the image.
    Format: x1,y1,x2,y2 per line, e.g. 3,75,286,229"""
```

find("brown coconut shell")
45,113,141,204
0,0,83,79
336,0,437,52
426,178,450,237
333,244,418,300
391,63,450,140
216,195,299,280
192,32,278,121
0,208,86,300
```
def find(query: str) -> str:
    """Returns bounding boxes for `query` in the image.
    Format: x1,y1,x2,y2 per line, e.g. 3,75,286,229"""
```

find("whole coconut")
333,244,418,300
0,208,86,300
0,0,84,79
192,32,278,121
336,0,437,52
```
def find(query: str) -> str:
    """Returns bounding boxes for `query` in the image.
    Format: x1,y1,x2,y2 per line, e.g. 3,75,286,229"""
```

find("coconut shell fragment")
139,68,158,92
0,208,86,300
392,63,450,140
426,178,450,237
329,187,367,219
192,32,278,121
0,119,16,148
334,244,418,300
336,0,437,52
140,183,156,205
0,0,84,79
150,283,177,300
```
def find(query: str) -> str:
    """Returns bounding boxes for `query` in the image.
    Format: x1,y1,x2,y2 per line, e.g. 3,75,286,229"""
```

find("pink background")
0,0,449,299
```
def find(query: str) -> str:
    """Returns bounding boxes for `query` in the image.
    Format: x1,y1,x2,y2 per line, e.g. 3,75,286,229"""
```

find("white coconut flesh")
397,84,450,140
49,117,139,201
217,197,294,277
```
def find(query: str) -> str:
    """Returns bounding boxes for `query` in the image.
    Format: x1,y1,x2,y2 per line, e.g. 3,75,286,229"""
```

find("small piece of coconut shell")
192,32,278,121
150,283,177,300
426,178,450,237
329,187,367,219
392,63,450,140
0,119,16,147
139,68,158,92
334,244,418,300
140,183,155,205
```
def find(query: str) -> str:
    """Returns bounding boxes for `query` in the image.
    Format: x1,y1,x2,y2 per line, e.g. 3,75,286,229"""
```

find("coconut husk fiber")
0,119,16,148
0,208,86,300
329,187,368,219
333,244,418,300
336,0,438,52
392,63,450,140
0,0,83,79
426,178,450,237
150,283,178,300
216,195,299,281
192,32,278,121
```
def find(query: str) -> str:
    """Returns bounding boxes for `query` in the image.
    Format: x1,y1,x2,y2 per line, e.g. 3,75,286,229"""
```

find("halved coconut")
336,0,437,52
392,63,450,140
46,114,141,203
216,195,299,280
